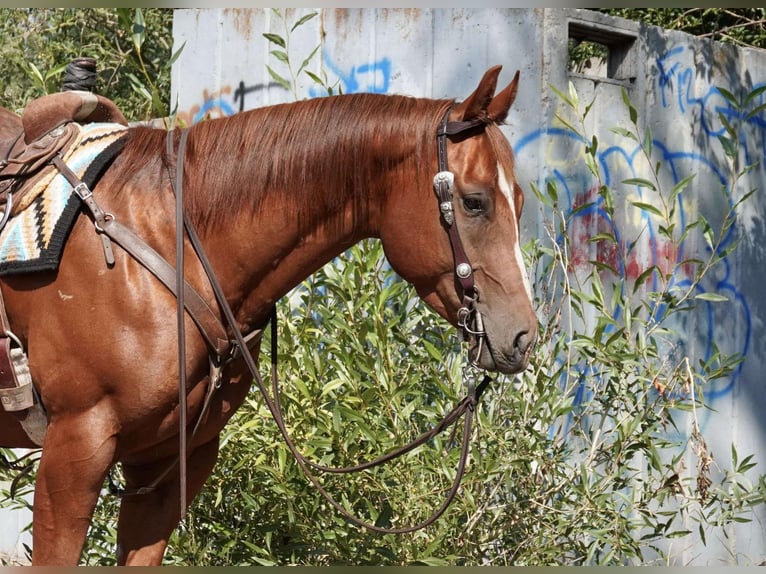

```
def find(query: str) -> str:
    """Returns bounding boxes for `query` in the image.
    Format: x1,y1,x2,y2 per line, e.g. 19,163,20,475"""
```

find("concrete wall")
169,8,766,565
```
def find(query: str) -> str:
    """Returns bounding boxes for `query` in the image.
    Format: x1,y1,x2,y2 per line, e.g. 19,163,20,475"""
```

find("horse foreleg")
31,411,117,565
116,436,220,566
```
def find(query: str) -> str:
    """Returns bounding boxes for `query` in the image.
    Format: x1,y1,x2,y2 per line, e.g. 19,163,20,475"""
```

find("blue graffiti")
308,51,392,97
191,97,236,124
186,54,393,123
514,124,752,433
656,44,766,165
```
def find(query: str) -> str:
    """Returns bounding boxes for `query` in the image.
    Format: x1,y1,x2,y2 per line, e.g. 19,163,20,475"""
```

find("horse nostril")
513,329,534,356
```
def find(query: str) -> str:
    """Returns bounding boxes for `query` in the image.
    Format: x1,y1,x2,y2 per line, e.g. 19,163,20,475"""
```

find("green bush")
0,8,174,120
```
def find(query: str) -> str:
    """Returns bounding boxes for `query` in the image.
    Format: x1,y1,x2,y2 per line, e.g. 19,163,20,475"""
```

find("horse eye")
462,195,485,215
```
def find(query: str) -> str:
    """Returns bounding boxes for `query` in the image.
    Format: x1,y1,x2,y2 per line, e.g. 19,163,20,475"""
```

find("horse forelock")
117,95,456,234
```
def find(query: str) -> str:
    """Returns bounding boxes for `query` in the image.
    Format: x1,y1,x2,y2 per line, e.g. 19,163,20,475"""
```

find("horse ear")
452,65,503,122
487,69,520,124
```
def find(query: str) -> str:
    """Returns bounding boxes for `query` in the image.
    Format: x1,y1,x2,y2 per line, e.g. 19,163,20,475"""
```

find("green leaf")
530,182,552,208
670,174,696,203
553,112,580,136
610,126,638,141
570,201,595,216
591,260,618,275
588,134,599,155
745,101,766,122
568,80,579,110
622,177,657,191
27,62,44,86
694,292,729,303
132,8,146,53
269,49,289,64
168,41,186,67
305,70,325,86
718,111,736,138
633,266,659,294
546,180,559,204
549,82,575,109
416,557,450,566
718,134,738,160
298,44,320,74
744,84,766,106
699,215,715,250
262,32,286,48
589,232,617,244
643,125,653,159
631,201,663,217
290,11,318,32
622,87,637,124
266,64,291,91
716,86,739,108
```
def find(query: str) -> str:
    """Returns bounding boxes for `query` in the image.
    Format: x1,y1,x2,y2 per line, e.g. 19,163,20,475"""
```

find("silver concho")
456,262,472,279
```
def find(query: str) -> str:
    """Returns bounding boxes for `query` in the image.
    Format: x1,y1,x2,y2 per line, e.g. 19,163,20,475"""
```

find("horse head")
380,66,537,374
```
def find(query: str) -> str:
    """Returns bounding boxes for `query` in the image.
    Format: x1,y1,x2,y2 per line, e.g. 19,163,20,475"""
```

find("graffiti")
179,51,393,125
175,87,235,126
656,44,766,164
233,80,285,112
308,51,392,97
514,108,752,432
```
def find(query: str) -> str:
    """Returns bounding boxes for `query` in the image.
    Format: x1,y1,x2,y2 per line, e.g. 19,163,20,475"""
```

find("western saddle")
0,90,128,223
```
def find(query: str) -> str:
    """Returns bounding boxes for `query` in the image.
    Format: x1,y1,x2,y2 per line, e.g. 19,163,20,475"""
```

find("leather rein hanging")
132,107,493,532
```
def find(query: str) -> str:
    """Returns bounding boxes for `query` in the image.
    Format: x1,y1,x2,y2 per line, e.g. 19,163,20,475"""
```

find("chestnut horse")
0,65,537,565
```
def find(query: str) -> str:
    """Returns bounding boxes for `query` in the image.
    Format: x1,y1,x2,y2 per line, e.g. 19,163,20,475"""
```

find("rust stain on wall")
224,8,256,41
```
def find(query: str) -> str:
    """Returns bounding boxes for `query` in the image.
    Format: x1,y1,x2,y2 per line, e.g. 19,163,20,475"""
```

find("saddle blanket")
0,122,127,276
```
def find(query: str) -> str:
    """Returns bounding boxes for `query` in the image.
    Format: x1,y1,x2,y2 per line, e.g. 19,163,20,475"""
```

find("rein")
66,107,495,532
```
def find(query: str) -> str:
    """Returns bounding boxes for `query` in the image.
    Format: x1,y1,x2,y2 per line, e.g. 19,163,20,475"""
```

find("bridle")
434,107,490,358
100,106,496,534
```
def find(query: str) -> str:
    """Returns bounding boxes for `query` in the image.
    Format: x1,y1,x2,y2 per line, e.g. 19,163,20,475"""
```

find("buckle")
73,182,92,200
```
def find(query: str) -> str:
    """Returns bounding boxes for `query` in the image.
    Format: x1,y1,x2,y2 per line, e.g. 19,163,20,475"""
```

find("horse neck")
187,96,442,324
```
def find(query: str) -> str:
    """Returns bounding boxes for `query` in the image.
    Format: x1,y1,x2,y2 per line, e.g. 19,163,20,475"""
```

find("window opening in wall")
569,37,609,76
568,20,637,86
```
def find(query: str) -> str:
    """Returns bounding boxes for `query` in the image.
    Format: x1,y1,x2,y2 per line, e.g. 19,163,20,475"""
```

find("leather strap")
101,218,230,355
0,287,15,392
174,128,189,518
436,117,484,137
435,109,485,311
0,284,35,414
51,154,115,265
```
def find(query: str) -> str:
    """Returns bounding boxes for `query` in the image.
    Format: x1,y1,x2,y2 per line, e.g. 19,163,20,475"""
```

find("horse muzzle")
464,309,536,375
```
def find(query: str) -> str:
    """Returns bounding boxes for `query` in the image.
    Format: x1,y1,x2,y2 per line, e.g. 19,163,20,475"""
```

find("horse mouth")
468,332,532,375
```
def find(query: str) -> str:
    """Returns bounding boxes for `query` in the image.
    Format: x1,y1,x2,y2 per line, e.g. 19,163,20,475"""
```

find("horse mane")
120,93,456,232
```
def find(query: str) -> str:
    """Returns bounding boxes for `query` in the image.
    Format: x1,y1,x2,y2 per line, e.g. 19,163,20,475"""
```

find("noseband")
434,109,488,361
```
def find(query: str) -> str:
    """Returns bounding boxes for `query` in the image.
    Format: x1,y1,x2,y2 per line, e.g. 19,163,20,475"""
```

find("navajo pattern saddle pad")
0,122,127,276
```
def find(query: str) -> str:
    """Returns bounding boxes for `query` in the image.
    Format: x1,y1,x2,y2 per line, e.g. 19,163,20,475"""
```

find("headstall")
434,108,489,362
